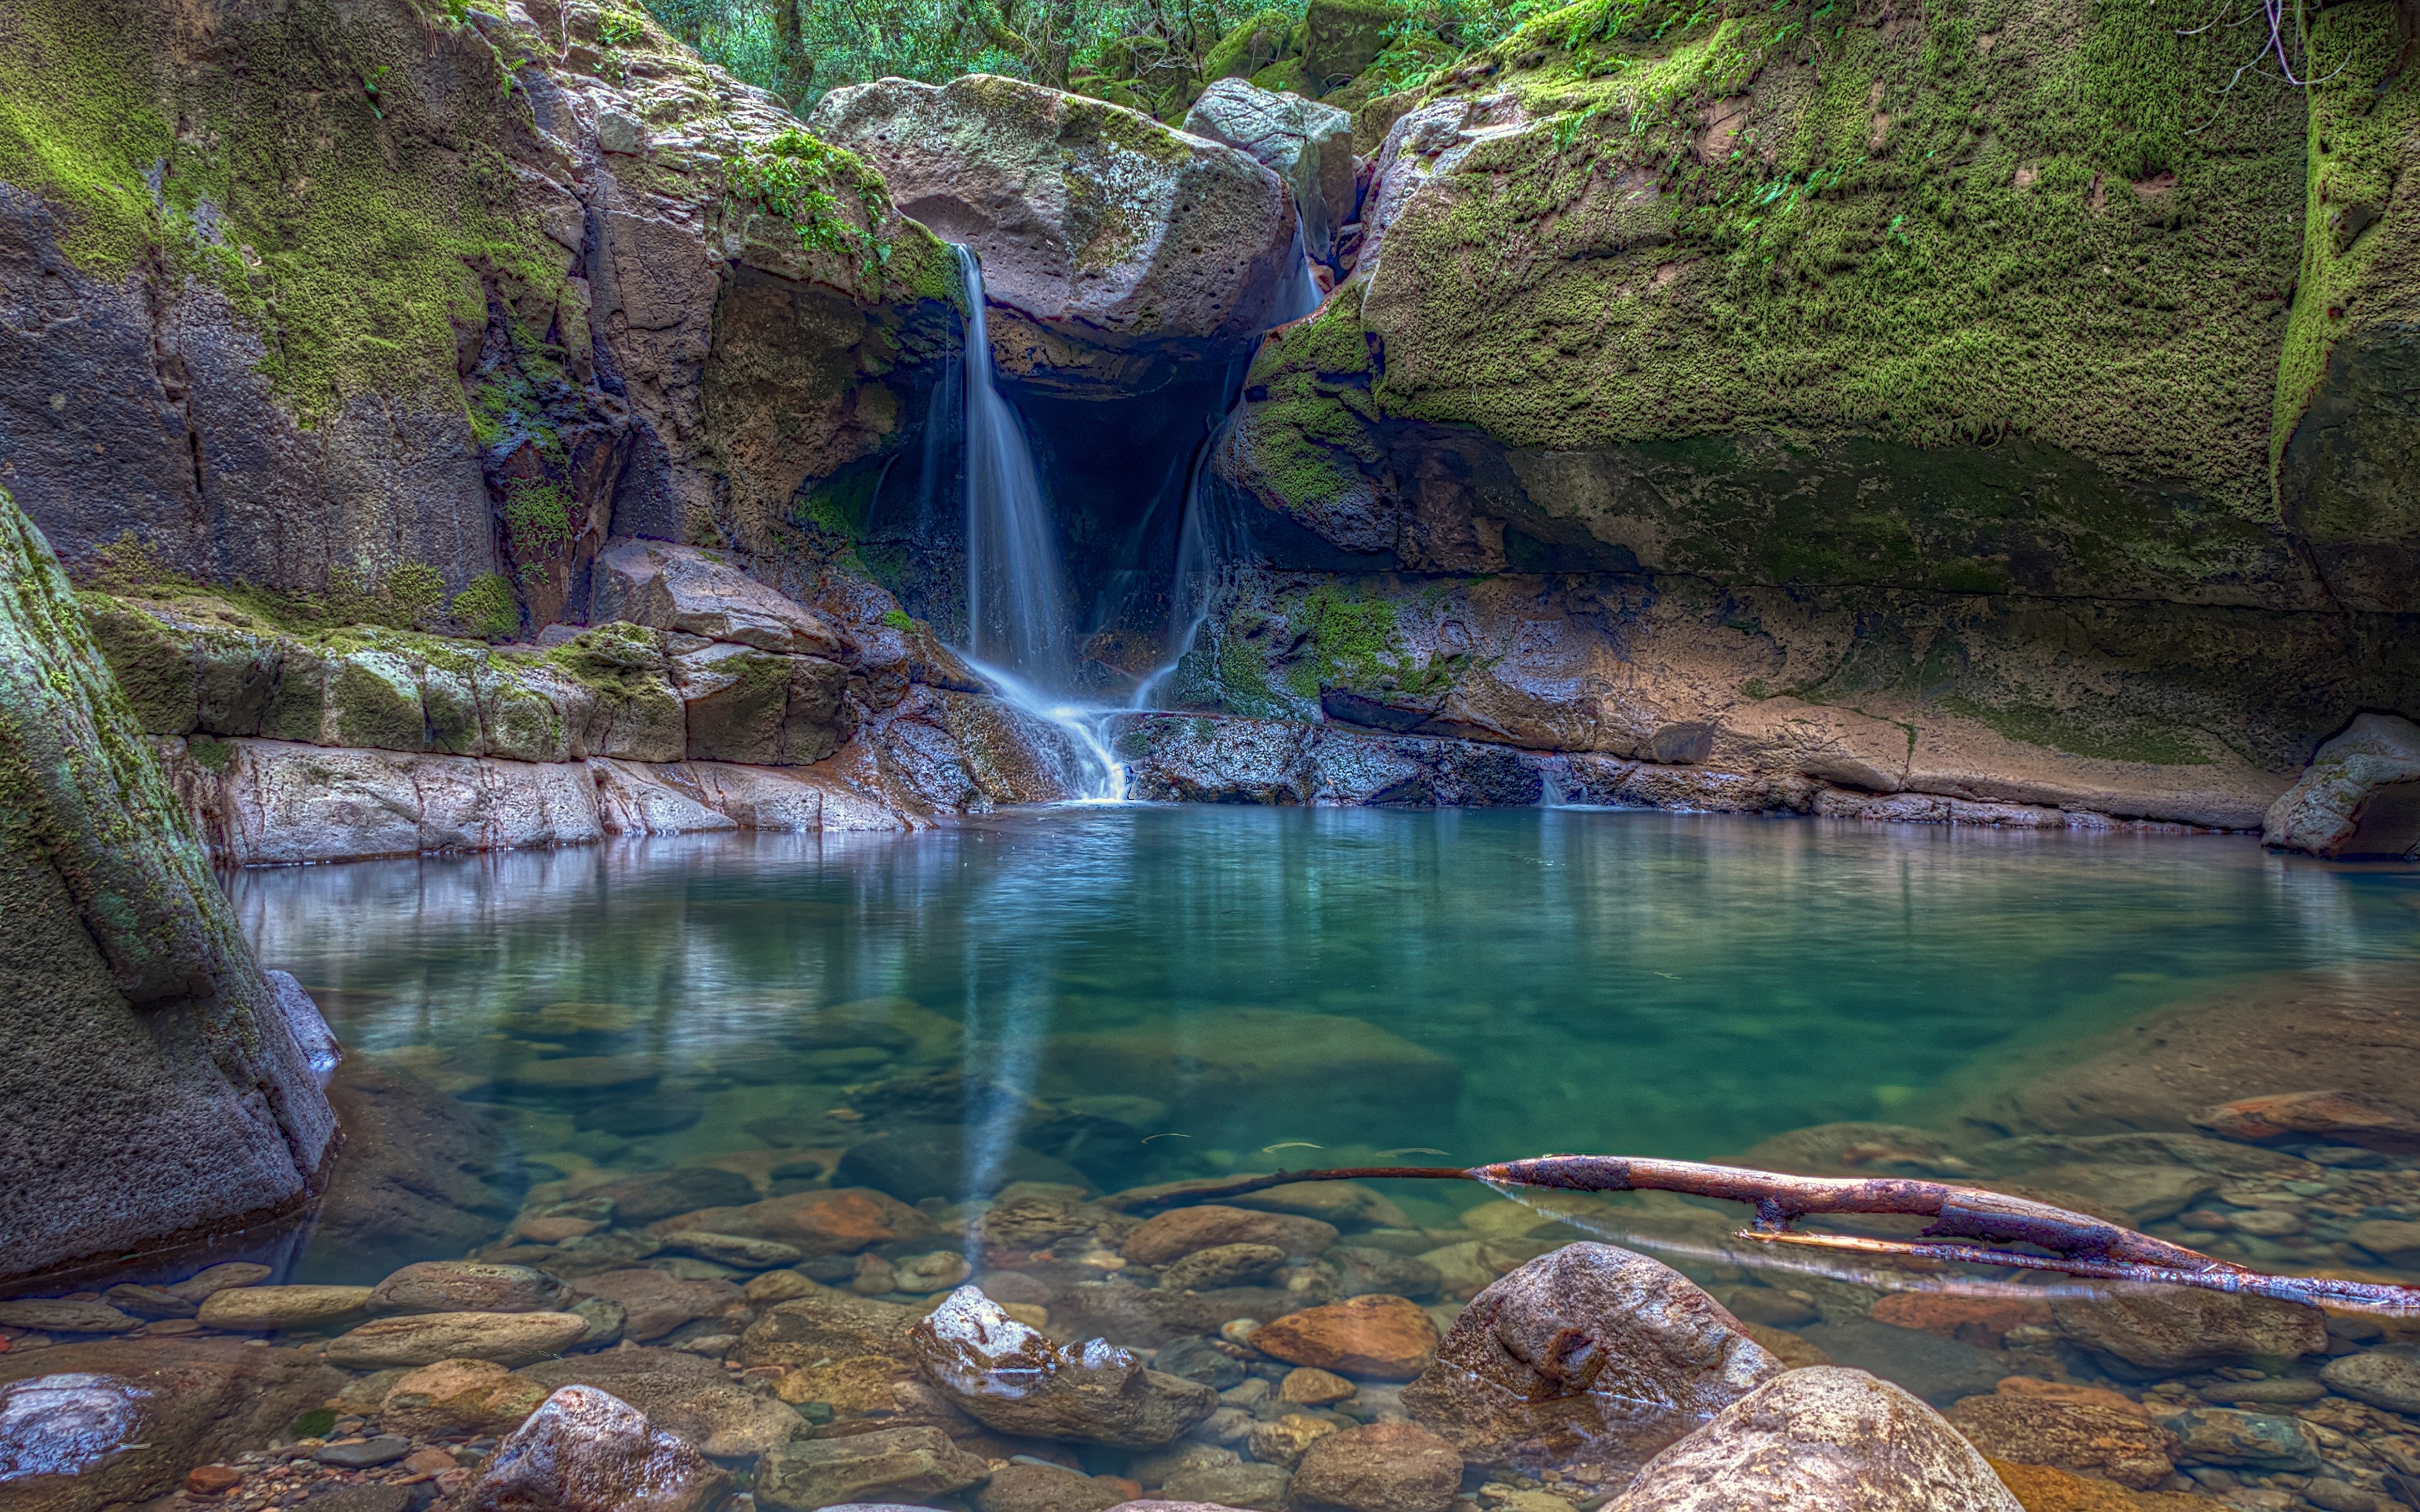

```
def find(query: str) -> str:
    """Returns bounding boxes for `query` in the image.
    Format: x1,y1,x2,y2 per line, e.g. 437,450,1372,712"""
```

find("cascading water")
950,245,1126,801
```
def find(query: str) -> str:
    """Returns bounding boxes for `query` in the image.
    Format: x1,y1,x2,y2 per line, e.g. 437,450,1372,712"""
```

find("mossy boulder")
807,74,1300,391
1204,9,1303,84
0,487,336,1281
1301,0,1397,96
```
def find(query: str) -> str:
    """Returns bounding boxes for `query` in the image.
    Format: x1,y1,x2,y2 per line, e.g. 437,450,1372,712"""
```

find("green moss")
382,562,447,614
2273,0,2420,469
449,572,524,641
727,127,897,282
1205,9,1304,81
287,1408,339,1440
1937,690,2210,765
186,735,235,773
0,0,567,424
882,608,917,632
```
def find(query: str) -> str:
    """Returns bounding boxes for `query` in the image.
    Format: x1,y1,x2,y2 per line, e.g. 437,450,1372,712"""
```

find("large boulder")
0,493,338,1282
2263,713,2420,860
909,1287,1217,1447
809,75,1297,392
1183,80,1355,262
1401,1243,1782,1479
590,539,851,659
1607,1367,2024,1510
0,1339,346,1512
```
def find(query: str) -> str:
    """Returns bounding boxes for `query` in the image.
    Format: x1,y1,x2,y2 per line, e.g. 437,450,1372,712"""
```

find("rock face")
1182,79,1355,262
464,1385,732,1512
810,74,1297,392
909,1287,1219,1446
1402,1243,1783,1478
0,492,338,1282
1607,1367,2025,1511
2264,714,2420,859
591,541,851,658
0,1339,346,1512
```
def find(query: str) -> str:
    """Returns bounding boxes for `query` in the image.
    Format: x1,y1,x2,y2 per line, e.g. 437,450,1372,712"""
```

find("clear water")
230,807,2420,1261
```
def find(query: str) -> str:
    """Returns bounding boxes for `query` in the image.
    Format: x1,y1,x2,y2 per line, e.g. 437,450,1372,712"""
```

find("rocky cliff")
1187,0,2420,829
0,486,337,1282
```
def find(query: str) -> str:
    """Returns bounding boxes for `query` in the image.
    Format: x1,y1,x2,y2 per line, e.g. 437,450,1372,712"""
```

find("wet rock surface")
1402,1243,1782,1476
753,1426,990,1510
1605,1367,2025,1511
1287,1421,1464,1512
462,1385,731,1512
908,1287,1218,1446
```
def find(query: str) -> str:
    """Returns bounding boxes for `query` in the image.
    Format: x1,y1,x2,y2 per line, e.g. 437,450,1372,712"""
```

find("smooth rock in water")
1182,78,1355,260
325,1310,591,1368
1288,1421,1462,1512
1796,1319,2007,1406
315,1435,412,1468
1162,1243,1288,1292
305,1055,522,1279
1401,1243,1781,1476
588,1167,759,1226
972,1462,1130,1512
1327,1246,1443,1302
709,1187,935,1256
516,1348,807,1459
658,1232,802,1270
1247,1413,1341,1467
1608,1367,2023,1511
1280,1367,1358,1405
464,1385,731,1512
1943,1394,2179,1490
774,1354,922,1414
732,1284,918,1367
166,1263,273,1302
837,1125,1091,1205
2048,1289,2324,1370
1124,1206,1340,1266
909,1286,1217,1447
2346,1218,2420,1265
2013,1163,2216,1224
0,1300,136,1334
1986,1461,2231,1511
891,1250,975,1294
1159,1462,1291,1511
369,1260,570,1314
2193,1089,2420,1154
1058,1012,1461,1146
1231,1182,1412,1230
102,1284,197,1319
1250,1294,1438,1380
2320,1341,2420,1413
808,76,1296,381
570,1269,744,1343
2146,1405,2321,1471
194,1283,373,1331
1153,1336,1245,1390
379,1357,549,1437
591,539,848,658
2262,713,2420,860
753,1426,990,1511
0,1338,345,1512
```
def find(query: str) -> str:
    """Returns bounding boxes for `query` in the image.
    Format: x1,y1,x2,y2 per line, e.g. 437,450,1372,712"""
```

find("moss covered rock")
807,74,1300,392
0,486,336,1281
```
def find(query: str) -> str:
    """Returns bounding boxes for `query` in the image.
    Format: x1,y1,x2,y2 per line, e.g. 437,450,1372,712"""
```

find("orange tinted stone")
1250,1295,1440,1380
185,1465,244,1496
737,1189,933,1255
1870,1292,2051,1347
1993,1374,2150,1419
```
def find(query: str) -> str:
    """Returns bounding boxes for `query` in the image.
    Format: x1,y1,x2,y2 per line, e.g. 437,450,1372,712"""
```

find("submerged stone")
1121,1205,1340,1266
1248,1295,1439,1380
2048,1290,2325,1372
464,1385,732,1512
325,1310,593,1369
753,1426,990,1511
909,1286,1218,1447
516,1349,807,1459
368,1261,571,1315
1288,1421,1463,1512
1400,1243,1780,1477
194,1285,373,1331
1942,1395,2179,1490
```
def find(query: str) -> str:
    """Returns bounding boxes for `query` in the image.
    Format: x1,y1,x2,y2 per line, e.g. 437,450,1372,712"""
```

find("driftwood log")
1126,1155,2420,1315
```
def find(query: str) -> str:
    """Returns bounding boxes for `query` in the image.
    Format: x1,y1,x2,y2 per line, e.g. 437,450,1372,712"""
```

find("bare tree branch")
1128,1155,2420,1315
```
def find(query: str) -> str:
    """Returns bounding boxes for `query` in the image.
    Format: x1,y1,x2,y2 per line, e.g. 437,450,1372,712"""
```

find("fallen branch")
1130,1155,2420,1315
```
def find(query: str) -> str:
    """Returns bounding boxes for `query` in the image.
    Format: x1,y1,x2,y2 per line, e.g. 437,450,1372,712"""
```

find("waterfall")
1280,212,1324,325
956,245,1070,689
951,245,1126,801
